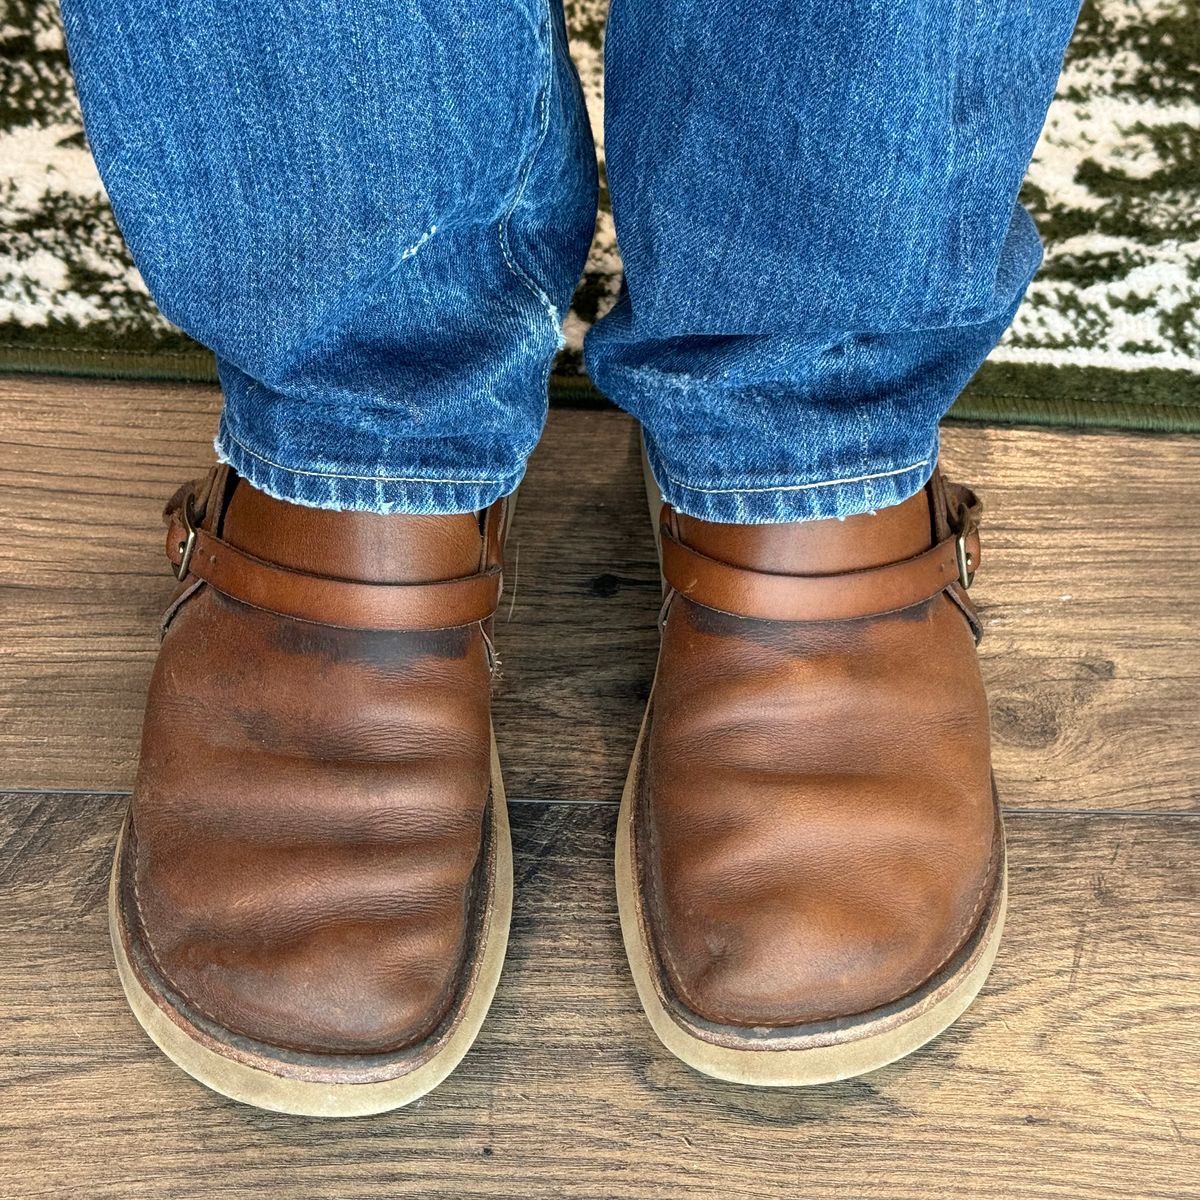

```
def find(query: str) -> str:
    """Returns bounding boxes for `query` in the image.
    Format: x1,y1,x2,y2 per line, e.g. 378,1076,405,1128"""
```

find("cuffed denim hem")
214,414,523,515
644,433,939,525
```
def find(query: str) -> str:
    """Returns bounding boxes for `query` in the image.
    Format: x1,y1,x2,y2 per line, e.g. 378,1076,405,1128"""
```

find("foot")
109,465,512,1115
618,464,1005,1084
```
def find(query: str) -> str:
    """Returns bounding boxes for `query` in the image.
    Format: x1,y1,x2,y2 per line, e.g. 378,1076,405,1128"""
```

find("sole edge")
615,706,1008,1088
109,734,512,1118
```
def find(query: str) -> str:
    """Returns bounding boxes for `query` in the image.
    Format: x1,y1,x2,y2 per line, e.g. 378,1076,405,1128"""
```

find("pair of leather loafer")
110,456,1004,1114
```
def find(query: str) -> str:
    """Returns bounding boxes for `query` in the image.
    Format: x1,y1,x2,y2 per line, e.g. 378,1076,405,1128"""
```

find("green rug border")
2,342,1197,434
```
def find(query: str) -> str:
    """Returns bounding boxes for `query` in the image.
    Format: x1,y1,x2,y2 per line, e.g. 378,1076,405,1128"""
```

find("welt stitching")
860,409,875,511
895,807,1005,1003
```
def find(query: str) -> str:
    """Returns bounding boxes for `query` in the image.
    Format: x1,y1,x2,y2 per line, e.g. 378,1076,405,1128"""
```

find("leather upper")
638,468,1000,1028
126,466,503,1054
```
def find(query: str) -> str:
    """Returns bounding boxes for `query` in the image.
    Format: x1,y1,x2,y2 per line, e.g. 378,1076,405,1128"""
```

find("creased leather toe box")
641,598,1000,1030
128,591,494,1056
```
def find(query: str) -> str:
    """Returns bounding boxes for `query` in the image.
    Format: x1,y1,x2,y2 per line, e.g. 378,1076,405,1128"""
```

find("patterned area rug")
2,0,1197,430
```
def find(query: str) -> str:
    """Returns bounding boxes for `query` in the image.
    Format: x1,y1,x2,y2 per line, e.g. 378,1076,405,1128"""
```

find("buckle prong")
173,494,198,581
953,502,977,590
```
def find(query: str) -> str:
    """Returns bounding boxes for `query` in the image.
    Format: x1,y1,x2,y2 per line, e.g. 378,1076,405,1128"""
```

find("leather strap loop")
660,502,981,625
164,509,502,631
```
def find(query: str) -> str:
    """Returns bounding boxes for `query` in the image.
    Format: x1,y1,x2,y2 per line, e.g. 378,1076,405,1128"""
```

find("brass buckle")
172,494,199,581
953,502,977,590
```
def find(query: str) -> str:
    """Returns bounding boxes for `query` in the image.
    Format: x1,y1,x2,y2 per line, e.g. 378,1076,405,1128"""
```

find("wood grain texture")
0,792,1196,1200
1,374,1198,809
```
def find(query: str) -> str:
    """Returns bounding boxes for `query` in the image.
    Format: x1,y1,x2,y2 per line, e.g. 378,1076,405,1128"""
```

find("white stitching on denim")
217,424,508,487
659,459,931,496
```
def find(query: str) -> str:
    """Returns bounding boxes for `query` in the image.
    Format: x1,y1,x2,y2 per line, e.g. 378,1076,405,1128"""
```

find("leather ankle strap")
164,488,503,631
659,492,982,627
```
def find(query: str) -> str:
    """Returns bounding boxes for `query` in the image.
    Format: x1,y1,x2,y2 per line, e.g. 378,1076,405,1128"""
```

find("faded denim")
61,0,1080,521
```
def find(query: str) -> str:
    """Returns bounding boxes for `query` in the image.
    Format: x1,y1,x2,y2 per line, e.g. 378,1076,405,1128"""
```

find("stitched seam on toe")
637,724,749,1028
643,757,1003,1029
906,814,1003,993
128,812,472,1056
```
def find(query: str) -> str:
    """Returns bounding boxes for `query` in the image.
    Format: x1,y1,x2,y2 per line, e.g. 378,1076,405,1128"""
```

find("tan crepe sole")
109,734,512,1117
621,445,1007,1086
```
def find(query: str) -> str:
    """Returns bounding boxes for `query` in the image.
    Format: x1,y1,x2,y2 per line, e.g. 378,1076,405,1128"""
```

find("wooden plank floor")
2,376,1198,811
1,375,1198,1198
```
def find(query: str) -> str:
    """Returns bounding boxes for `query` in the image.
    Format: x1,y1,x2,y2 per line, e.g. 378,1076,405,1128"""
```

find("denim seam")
218,420,511,487
496,2,559,329
658,459,931,496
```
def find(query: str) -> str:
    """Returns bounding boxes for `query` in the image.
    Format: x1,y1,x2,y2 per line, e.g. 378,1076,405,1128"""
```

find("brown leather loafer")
618,462,1006,1085
109,465,512,1115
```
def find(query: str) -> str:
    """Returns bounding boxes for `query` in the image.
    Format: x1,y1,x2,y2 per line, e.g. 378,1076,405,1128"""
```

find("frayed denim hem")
644,438,938,524
214,415,523,515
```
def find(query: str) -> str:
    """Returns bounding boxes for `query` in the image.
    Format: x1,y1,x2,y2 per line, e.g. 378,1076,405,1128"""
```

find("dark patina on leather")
635,466,1002,1031
121,465,506,1058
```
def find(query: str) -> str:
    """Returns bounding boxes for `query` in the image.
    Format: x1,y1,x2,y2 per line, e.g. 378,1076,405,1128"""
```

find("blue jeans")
61,0,1080,522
